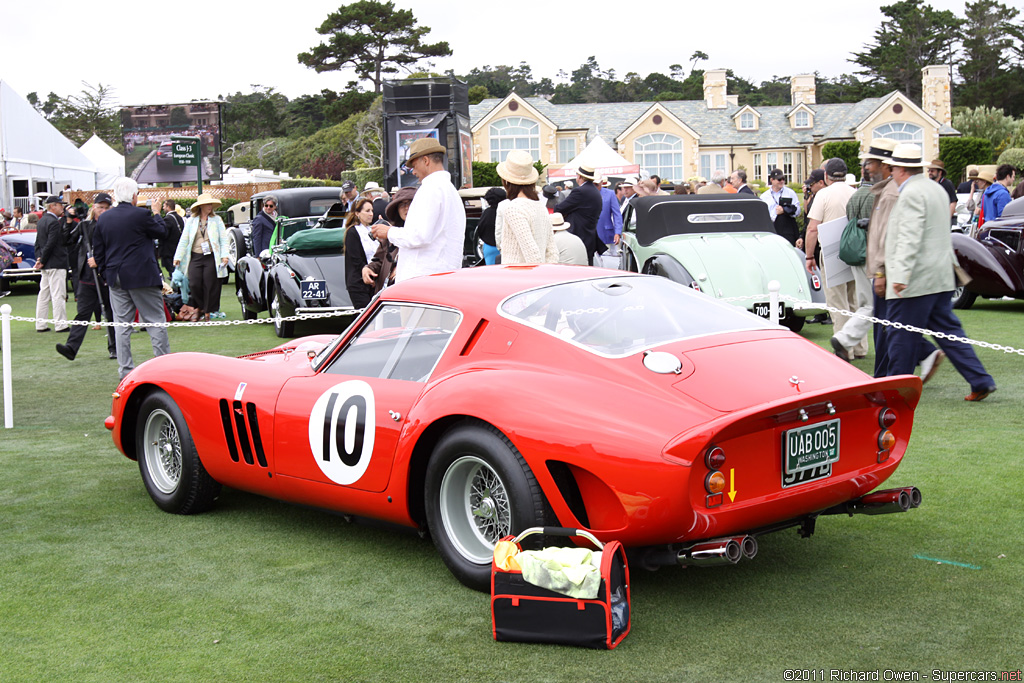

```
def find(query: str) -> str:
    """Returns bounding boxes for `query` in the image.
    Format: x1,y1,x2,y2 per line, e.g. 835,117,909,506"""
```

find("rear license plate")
782,418,839,488
753,301,784,319
301,280,328,300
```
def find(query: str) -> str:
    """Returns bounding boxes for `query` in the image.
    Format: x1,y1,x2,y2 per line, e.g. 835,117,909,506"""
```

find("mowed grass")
1,283,1021,682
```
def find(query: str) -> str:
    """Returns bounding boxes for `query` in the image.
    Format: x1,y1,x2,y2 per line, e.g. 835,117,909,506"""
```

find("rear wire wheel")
425,421,549,591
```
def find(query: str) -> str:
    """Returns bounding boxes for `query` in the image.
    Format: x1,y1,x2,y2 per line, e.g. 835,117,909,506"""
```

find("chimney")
791,74,816,106
703,69,728,109
921,65,952,126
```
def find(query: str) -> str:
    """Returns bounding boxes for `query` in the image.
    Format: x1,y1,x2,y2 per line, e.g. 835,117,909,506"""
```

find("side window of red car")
325,304,461,382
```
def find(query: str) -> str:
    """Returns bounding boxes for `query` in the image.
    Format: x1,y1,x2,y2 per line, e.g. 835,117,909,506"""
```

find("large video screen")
119,102,222,183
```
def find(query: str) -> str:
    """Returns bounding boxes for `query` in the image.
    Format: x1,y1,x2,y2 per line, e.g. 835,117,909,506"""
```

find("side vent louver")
219,398,268,468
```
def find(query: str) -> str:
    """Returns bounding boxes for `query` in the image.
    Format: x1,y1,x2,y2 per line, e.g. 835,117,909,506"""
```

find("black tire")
424,422,548,591
781,313,805,333
272,290,294,337
135,390,220,514
952,285,977,310
227,228,245,270
237,286,257,320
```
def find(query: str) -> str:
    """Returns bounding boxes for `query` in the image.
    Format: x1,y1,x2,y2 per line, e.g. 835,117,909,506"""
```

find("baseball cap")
806,169,826,185
341,180,356,192
767,168,786,181
94,192,113,205
824,158,848,180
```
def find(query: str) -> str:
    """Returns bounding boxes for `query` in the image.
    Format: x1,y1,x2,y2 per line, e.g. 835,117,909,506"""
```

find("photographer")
56,193,117,361
760,168,801,246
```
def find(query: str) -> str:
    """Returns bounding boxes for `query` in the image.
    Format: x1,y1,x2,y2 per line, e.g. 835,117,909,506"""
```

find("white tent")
0,80,97,210
79,134,124,190
547,136,640,180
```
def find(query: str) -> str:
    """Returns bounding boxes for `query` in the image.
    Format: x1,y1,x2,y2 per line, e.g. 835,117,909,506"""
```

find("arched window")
634,133,683,182
489,117,539,162
872,122,923,142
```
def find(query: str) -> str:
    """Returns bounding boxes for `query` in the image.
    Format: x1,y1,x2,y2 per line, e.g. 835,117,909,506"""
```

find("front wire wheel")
439,455,512,565
142,408,182,494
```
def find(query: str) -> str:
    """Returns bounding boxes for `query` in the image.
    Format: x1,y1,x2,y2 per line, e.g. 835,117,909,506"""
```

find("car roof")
633,195,775,247
252,187,345,202
378,264,632,314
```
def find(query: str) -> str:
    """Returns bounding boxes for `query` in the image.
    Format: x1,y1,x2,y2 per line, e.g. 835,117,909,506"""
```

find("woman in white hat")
495,150,558,265
173,192,229,321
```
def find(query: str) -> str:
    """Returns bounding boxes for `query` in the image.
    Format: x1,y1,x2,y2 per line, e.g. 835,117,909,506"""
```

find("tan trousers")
35,268,67,331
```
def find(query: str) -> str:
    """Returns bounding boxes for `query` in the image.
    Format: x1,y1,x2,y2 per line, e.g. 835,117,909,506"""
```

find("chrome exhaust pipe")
896,486,922,508
848,488,911,515
678,538,742,567
727,534,758,560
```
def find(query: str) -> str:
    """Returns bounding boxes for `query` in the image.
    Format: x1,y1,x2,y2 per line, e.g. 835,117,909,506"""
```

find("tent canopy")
80,134,125,189
1,80,97,208
547,136,640,180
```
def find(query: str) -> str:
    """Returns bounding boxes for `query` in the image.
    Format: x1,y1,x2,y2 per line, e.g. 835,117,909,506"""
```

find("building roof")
470,94,958,149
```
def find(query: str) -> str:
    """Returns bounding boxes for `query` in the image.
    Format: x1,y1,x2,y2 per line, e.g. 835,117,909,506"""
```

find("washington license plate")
782,418,839,488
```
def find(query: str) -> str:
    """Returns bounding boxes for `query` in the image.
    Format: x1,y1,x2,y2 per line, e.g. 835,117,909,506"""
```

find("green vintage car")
619,195,824,332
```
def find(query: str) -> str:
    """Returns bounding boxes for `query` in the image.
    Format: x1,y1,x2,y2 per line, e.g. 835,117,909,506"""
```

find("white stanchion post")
768,280,781,326
1,303,12,428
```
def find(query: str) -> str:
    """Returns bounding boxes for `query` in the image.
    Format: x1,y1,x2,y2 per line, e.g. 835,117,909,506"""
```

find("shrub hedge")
939,137,994,183
996,147,1024,171
821,141,861,179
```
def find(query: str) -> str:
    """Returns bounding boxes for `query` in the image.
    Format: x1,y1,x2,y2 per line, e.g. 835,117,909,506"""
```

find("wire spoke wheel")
143,409,182,494
439,455,511,565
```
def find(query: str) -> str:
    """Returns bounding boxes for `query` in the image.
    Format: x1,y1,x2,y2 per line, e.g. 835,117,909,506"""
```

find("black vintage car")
952,196,1024,309
235,205,358,338
225,187,347,273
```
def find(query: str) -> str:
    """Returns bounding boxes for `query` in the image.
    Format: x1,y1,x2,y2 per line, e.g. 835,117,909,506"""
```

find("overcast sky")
2,0,970,108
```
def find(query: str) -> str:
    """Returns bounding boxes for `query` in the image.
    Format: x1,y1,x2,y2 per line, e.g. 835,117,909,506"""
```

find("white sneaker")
919,350,946,384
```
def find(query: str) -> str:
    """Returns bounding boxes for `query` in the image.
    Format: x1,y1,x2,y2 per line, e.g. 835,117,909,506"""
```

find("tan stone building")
469,66,957,184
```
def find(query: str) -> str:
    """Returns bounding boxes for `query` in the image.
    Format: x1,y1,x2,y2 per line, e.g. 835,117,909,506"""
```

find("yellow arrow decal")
728,468,737,502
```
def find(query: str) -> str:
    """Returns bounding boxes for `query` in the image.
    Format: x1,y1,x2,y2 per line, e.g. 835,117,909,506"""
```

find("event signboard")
119,102,222,184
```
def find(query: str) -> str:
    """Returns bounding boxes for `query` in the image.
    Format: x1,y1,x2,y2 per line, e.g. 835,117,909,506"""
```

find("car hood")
651,232,809,302
283,252,350,302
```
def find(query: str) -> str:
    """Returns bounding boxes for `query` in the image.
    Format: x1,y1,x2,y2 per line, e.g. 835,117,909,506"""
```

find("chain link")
3,308,360,329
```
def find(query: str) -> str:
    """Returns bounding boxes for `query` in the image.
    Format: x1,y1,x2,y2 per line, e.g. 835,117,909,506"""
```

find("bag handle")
510,526,604,550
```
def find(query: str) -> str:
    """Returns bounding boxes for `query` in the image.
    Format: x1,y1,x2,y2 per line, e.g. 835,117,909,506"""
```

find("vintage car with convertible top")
619,195,825,331
106,265,922,591
951,195,1024,309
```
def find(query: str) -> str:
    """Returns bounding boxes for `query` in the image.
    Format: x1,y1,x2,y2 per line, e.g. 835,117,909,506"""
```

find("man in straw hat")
92,177,170,379
926,159,957,217
554,164,604,265
549,213,587,265
882,143,996,401
370,137,464,282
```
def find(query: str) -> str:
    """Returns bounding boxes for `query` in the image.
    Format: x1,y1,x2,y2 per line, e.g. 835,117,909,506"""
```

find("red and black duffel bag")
491,527,631,649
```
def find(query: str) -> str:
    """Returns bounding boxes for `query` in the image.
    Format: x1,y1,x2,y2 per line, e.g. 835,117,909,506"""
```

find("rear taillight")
705,471,726,494
879,408,897,429
878,430,896,451
704,445,726,507
705,446,726,470
877,408,897,462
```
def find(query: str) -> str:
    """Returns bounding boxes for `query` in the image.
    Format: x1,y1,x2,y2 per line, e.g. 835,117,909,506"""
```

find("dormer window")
794,110,810,128
739,112,755,130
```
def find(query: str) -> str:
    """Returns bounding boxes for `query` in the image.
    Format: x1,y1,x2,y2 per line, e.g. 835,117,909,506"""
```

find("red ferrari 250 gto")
106,265,922,590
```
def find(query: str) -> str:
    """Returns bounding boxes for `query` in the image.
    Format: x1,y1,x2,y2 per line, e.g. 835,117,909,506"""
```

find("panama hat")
576,164,596,181
926,159,946,173
405,137,445,164
496,150,539,185
860,138,897,162
549,213,571,231
887,143,924,168
190,192,221,215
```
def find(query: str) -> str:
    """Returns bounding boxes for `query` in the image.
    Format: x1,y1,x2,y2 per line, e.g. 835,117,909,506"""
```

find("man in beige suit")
883,144,996,401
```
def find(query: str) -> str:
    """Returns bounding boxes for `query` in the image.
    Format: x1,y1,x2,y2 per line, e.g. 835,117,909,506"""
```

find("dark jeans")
885,291,994,391
64,280,116,355
872,291,936,378
188,252,221,314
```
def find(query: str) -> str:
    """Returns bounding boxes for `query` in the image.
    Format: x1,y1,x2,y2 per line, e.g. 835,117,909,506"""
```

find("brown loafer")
964,386,996,402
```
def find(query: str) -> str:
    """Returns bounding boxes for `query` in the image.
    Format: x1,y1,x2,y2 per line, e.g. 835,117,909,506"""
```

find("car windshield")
500,275,773,357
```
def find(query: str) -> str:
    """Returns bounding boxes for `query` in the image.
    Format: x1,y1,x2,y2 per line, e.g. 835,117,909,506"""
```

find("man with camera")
760,168,801,245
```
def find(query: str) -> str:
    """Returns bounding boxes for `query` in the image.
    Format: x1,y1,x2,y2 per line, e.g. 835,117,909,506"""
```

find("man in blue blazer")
93,177,170,379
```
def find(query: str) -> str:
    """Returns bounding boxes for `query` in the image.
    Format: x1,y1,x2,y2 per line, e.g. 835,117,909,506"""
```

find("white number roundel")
308,380,376,485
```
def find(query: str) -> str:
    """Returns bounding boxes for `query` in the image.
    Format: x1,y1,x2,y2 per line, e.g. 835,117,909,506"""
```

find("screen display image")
119,102,222,183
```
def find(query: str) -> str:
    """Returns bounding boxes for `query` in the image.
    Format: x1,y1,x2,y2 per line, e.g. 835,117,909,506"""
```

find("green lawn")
1,285,1021,682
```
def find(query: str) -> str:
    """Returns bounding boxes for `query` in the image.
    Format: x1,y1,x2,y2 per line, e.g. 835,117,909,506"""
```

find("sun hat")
190,192,221,215
496,150,539,185
550,213,571,231
384,186,417,224
976,165,997,184
405,137,445,164
860,138,897,162
887,144,924,168
926,159,946,173
576,164,596,181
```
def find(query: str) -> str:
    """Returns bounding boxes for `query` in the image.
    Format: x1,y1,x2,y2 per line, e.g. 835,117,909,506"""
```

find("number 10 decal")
308,380,376,485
